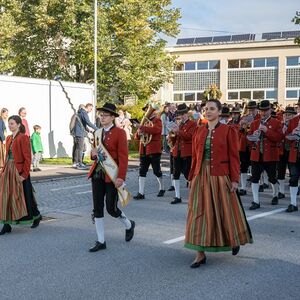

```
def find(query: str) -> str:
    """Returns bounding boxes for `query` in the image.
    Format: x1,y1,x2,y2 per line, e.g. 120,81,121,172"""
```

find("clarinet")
253,116,270,150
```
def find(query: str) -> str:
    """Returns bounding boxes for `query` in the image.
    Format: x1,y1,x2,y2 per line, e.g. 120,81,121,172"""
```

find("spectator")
115,110,126,128
18,107,30,137
160,105,170,153
0,108,8,170
168,104,176,122
31,125,43,172
73,103,98,169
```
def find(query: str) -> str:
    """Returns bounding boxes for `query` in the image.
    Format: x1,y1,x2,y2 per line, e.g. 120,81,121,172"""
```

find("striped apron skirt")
185,160,253,252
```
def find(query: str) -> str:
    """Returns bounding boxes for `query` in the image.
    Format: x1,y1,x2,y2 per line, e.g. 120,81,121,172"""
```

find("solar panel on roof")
262,32,281,40
250,34,256,40
231,34,251,42
176,38,195,45
281,31,300,39
212,35,231,42
194,36,213,44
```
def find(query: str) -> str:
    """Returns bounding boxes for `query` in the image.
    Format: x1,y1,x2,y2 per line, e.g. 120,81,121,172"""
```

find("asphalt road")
1,169,299,300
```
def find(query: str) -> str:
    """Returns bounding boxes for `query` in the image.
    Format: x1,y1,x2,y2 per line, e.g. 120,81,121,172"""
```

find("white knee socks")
278,180,285,194
241,173,248,190
156,176,164,191
252,183,260,204
95,218,105,243
271,183,278,197
139,177,146,194
174,179,181,198
118,212,131,230
290,186,298,206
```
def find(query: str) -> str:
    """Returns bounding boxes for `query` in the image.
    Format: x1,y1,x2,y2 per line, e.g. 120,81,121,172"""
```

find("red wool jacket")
88,127,128,182
135,117,162,155
188,123,240,183
286,115,300,163
248,117,283,162
170,119,197,157
4,133,31,179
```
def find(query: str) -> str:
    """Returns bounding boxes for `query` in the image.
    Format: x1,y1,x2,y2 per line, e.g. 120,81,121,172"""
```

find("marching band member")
133,104,165,200
238,101,260,196
228,107,241,129
247,100,283,210
185,99,252,268
88,103,135,252
277,107,296,199
167,104,196,204
219,106,230,124
284,108,300,212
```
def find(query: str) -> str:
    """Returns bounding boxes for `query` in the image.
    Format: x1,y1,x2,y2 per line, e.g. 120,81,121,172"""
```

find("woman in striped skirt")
0,115,42,235
185,99,252,268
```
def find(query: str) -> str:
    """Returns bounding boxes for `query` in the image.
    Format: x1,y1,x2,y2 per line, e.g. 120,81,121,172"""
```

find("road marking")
163,208,286,245
50,184,90,191
75,190,92,195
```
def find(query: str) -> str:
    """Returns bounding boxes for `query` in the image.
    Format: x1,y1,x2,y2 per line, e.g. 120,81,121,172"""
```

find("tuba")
139,102,160,146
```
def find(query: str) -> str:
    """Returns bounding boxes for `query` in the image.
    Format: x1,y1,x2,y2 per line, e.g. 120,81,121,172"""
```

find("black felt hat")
175,103,189,116
98,103,119,117
231,107,241,114
258,100,271,111
247,100,257,109
284,106,297,114
221,106,230,117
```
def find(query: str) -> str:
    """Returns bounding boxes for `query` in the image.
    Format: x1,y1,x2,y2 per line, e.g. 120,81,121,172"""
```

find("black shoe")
297,187,300,196
249,202,260,210
259,185,264,192
263,183,269,189
89,241,106,252
170,197,182,204
232,246,240,256
271,196,278,205
0,224,12,235
157,190,165,197
125,220,135,242
31,215,42,228
167,186,175,191
286,204,298,213
278,192,285,199
190,256,207,268
133,193,145,200
238,189,247,196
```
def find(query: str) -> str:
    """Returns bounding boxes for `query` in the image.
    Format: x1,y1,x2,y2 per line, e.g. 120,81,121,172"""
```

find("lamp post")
94,0,98,109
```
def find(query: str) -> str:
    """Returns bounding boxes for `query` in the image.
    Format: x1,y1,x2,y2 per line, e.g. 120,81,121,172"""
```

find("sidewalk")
31,154,171,182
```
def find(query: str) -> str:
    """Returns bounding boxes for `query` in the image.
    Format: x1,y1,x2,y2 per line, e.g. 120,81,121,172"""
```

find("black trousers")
277,150,289,180
288,161,300,187
251,157,277,184
73,136,84,164
240,149,251,173
92,177,122,218
172,156,192,180
139,153,162,177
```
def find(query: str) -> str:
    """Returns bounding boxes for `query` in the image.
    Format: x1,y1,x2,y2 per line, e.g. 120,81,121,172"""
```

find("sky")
166,0,299,45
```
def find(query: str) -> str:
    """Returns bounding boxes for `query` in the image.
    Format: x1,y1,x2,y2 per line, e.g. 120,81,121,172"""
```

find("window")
174,63,184,71
286,90,298,99
184,93,195,101
228,92,239,100
228,60,239,68
209,60,220,69
174,94,183,101
253,58,265,68
253,90,265,100
266,58,278,67
197,92,206,101
240,91,251,99
287,56,299,67
240,59,252,68
197,61,208,70
185,62,196,71
266,90,277,99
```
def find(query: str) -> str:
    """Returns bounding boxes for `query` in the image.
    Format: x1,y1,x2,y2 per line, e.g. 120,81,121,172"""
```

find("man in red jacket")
168,103,196,204
247,100,283,210
133,105,164,200
88,103,135,252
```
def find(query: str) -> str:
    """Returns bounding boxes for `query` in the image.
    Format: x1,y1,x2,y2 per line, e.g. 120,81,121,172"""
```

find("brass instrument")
166,119,180,151
139,102,160,146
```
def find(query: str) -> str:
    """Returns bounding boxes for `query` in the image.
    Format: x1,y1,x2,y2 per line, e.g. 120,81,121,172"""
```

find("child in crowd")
30,125,43,172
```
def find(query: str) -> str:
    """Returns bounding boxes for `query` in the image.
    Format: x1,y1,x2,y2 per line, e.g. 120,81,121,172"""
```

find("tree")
292,11,300,45
0,0,180,102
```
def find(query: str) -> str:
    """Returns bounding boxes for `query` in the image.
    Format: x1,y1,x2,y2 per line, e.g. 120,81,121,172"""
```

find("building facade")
158,33,300,106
